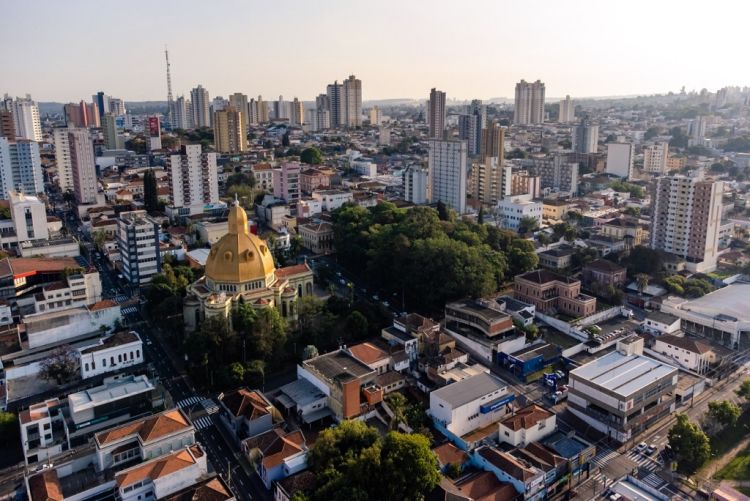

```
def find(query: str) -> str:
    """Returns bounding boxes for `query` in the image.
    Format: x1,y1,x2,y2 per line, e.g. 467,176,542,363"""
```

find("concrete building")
0,138,44,198
3,94,42,141
299,169,331,194
523,155,579,195
4,191,48,244
558,95,574,123
343,75,362,127
458,113,482,157
581,258,627,288
20,398,68,465
173,95,193,129
189,85,210,128
117,210,161,285
428,139,467,214
497,404,556,447
218,389,277,440
79,331,144,379
273,162,301,204
326,82,343,128
214,106,246,153
369,105,381,125
568,338,677,442
251,163,274,191
480,122,505,163
102,113,118,150
0,109,15,138
228,92,249,135
643,142,670,174
642,311,681,336
298,221,334,255
571,120,599,154
471,158,509,206
606,142,635,179
167,144,219,213
311,189,352,211
67,129,98,204
290,97,304,126
514,80,545,125
514,269,596,317
537,245,575,270
650,174,723,272
428,88,447,139
652,334,716,374
497,194,542,232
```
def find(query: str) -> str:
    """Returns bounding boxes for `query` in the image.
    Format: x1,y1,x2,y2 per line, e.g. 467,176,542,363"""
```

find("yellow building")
183,201,313,332
542,199,573,221
214,106,246,154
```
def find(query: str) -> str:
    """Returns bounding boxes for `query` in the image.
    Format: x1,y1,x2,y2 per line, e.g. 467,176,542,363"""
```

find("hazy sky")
2,0,749,102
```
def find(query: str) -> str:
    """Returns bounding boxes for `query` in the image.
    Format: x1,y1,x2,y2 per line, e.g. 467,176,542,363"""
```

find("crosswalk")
641,472,666,490
114,295,129,303
121,306,138,315
591,447,619,468
193,415,214,430
177,396,203,409
202,398,219,414
623,449,661,474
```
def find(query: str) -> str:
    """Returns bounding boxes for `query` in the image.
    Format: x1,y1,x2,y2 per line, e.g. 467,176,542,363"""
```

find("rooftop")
431,372,507,408
499,404,554,431
584,258,626,274
665,283,750,323
347,342,389,366
446,298,512,324
570,350,677,399
68,375,154,414
656,334,713,355
645,311,680,325
508,342,560,363
160,476,234,501
303,349,374,383
95,408,191,447
516,269,579,285
451,471,517,501
220,389,271,420
115,444,203,488
80,331,140,354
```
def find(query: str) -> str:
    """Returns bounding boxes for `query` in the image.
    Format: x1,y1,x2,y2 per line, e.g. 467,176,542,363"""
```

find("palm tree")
636,274,649,295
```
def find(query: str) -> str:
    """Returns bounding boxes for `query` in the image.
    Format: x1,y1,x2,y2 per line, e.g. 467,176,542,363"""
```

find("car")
635,442,647,453
372,294,379,301
646,444,657,455
382,301,390,308
145,338,153,346
339,279,346,285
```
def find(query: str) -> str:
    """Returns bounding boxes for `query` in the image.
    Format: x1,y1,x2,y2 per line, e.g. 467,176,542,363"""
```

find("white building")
8,191,48,242
497,404,556,447
190,85,210,128
52,128,74,192
428,139,467,214
23,268,102,315
0,138,44,198
606,142,635,179
643,142,670,174
429,372,511,439
167,144,219,214
24,300,121,349
20,398,68,465
68,128,98,204
311,189,353,212
558,95,574,123
350,157,377,177
514,80,545,125
642,311,681,335
497,194,543,232
404,164,429,204
117,210,161,285
652,334,716,375
3,94,42,141
67,374,156,429
79,331,144,379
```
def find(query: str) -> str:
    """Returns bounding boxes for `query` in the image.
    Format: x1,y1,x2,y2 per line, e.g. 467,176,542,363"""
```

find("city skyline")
2,0,749,102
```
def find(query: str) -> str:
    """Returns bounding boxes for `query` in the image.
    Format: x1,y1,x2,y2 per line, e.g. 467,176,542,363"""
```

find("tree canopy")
301,147,323,165
39,345,78,385
667,413,711,474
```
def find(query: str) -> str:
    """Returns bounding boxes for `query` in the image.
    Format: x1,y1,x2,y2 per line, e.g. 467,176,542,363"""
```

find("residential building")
0,138,44,198
93,91,109,120
218,389,277,440
497,404,556,447
510,170,541,198
298,221,335,255
582,258,627,288
117,210,161,285
228,92,249,134
568,337,677,442
173,95,193,129
514,269,597,317
20,398,68,465
428,88,446,139
251,163,274,191
79,331,144,379
497,194,543,232
537,245,575,270
273,95,289,120
558,95,574,123
167,144,219,212
311,189,353,211
242,428,308,490
23,265,102,315
214,106,246,153
480,122,505,163
5,191,48,244
273,162,301,203
652,334,716,374
429,372,512,441
404,164,429,204
650,174,723,272
326,81,343,128
642,311,681,336
600,218,647,246
473,445,546,500
542,199,574,221
3,94,42,141
458,113,482,157
523,155,579,195
0,109,15,138
290,97,304,126
643,142,670,174
471,158,509,205
68,128,98,203
428,139,467,214
343,75,362,127
102,113,118,150
514,80,545,125
369,105,381,125
299,168,331,194
606,142,635,179
571,120,599,154
190,85,210,127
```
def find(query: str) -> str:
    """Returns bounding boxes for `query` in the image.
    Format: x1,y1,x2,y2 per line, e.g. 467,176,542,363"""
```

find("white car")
635,442,648,453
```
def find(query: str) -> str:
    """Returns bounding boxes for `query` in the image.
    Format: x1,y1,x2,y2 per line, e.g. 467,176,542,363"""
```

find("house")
242,428,307,490
514,269,597,317
497,404,556,447
381,313,440,362
582,258,627,288
161,476,235,501
433,442,470,473
274,470,316,501
537,245,575,270
652,334,717,374
473,446,546,501
513,442,568,497
346,342,390,374
448,471,518,501
218,389,278,440
20,398,68,465
642,311,681,335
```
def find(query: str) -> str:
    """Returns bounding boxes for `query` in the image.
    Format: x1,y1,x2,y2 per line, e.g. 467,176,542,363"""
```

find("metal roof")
430,372,507,408
571,351,676,399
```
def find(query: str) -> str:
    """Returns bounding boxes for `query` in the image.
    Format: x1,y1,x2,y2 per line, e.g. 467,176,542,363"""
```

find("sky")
2,0,749,103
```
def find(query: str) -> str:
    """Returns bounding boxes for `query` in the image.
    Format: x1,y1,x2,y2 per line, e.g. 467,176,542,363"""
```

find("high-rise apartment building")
0,138,44,198
190,85,211,128
109,98,126,116
428,139,468,214
480,122,506,163
606,142,634,179
558,95,574,123
67,100,99,128
650,174,723,273
229,93,249,135
428,88,446,139
572,120,599,154
213,107,246,154
173,96,193,129
458,114,482,157
68,129,98,204
343,75,362,127
273,162,302,204
369,106,381,126
514,80,545,125
2,95,42,141
102,113,118,150
93,92,109,120
0,110,14,139
469,100,487,129
117,210,161,285
290,98,304,126
166,144,219,210
470,157,509,206
643,142,669,174
257,96,270,123
523,155,579,195
326,82,343,128
688,116,707,139
53,128,73,192
247,98,259,125
273,96,290,121
404,164,429,204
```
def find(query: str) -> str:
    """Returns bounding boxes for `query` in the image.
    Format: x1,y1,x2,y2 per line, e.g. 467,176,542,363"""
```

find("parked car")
635,442,647,453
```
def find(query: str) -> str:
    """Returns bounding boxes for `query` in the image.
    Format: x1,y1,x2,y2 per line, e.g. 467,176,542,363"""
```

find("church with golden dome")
183,201,314,333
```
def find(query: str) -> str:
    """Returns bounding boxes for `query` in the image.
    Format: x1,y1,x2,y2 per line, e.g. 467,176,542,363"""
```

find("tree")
707,400,741,431
477,206,485,225
625,246,663,276
244,359,265,388
378,432,441,501
0,411,19,449
143,169,159,213
445,462,462,479
436,200,450,221
517,216,540,235
636,274,649,295
667,414,711,474
92,230,107,250
301,147,323,165
736,379,750,403
644,126,661,140
385,392,408,431
345,311,369,340
303,345,319,360
39,345,78,384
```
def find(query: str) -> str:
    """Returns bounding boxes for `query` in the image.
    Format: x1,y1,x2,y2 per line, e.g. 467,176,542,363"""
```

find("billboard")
148,116,160,137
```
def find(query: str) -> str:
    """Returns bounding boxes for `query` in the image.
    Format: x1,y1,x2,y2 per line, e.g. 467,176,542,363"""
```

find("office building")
109,98,125,116
190,85,210,127
68,129,97,204
0,138,44,198
558,95,574,123
469,99,486,129
0,109,14,138
117,210,161,285
568,337,677,442
273,162,301,203
102,113,118,150
369,105,381,125
514,80,545,125
7,191,48,243
571,120,599,154
343,75,362,127
228,92,249,133
497,195,543,232
404,164,429,204
606,142,634,179
643,142,669,174
480,122,506,163
166,144,219,211
214,106,246,153
458,114,482,157
326,82,343,128
93,91,109,120
428,139,467,214
650,174,723,272
3,94,42,141
173,95,193,129
428,88,446,139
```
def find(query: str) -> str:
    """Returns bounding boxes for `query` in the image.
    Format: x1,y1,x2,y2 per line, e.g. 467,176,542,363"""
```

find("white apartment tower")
3,94,42,141
343,75,362,127
53,128,74,192
190,85,211,128
644,142,670,174
369,106,382,126
167,144,219,210
428,139,468,214
68,128,98,204
558,95,574,123
572,120,599,154
606,142,635,179
173,96,193,129
0,138,44,198
428,88,447,139
117,210,161,285
404,164,429,205
650,174,723,273
514,80,545,125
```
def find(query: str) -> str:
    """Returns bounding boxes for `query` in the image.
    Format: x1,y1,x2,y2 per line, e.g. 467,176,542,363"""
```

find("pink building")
300,168,331,194
273,162,301,203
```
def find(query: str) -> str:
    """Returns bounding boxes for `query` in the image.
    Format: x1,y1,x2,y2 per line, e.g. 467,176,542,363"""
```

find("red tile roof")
96,408,191,446
274,263,312,279
28,469,63,501
499,404,554,432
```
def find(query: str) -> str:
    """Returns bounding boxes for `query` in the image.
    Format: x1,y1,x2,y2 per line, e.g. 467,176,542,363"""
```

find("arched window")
85,363,89,372
102,358,107,367
118,354,122,363
136,349,140,359
298,285,302,297
111,356,115,365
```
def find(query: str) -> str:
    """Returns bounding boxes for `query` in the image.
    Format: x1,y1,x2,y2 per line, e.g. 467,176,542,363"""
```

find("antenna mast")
165,46,174,124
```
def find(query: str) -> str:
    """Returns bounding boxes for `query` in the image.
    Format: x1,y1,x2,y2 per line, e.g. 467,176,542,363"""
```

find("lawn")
541,328,579,349
712,410,750,480
715,446,750,480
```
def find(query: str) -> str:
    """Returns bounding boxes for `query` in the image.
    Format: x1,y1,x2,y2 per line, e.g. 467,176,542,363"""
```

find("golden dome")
204,202,276,285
